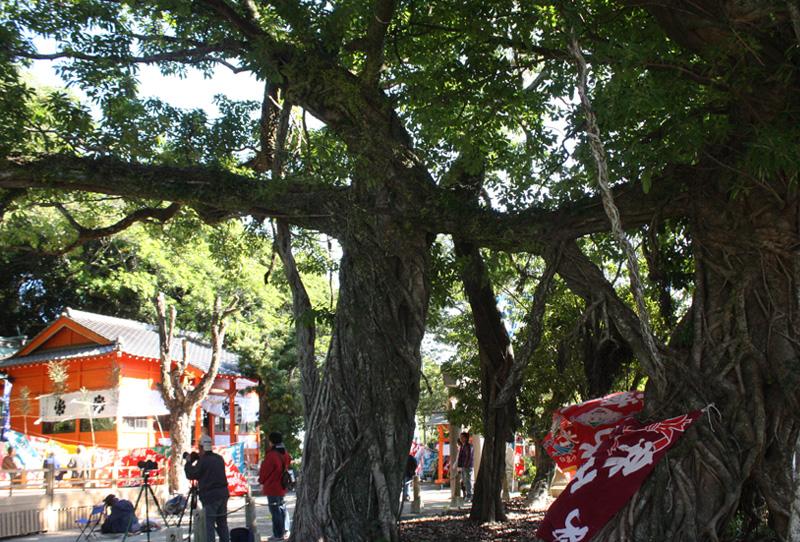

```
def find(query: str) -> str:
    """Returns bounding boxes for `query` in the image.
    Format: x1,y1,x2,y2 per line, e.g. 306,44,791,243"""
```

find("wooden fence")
0,464,166,497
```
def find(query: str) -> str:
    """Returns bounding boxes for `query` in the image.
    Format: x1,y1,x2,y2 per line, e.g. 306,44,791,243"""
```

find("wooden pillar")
194,405,202,446
209,414,215,441
228,379,236,444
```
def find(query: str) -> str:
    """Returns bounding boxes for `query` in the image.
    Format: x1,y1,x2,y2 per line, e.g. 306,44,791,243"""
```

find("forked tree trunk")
155,295,234,495
455,240,514,522
455,238,556,523
592,180,800,541
290,228,430,542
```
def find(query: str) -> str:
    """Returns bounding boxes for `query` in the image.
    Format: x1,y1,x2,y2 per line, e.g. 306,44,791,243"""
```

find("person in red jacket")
258,432,292,541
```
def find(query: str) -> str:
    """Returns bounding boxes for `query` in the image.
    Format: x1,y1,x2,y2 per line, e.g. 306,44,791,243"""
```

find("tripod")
122,468,170,542
176,482,199,541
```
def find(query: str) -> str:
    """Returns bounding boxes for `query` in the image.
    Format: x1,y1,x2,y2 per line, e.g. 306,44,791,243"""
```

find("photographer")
184,436,230,542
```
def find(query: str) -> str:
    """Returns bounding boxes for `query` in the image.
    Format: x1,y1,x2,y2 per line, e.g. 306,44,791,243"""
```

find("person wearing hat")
184,435,230,542
100,494,139,533
258,432,292,541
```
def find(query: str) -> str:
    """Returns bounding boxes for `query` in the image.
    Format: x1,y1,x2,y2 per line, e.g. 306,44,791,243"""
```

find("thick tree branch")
186,295,239,406
12,41,243,66
51,202,181,254
0,155,342,231
494,245,560,408
271,95,293,180
0,188,27,221
247,82,281,173
1,154,694,252
1,155,700,268
201,0,266,40
427,169,691,253
274,219,319,412
155,293,179,409
551,241,667,391
362,0,396,86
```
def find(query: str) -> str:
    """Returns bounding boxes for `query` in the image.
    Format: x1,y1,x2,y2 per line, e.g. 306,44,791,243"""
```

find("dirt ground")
399,497,544,541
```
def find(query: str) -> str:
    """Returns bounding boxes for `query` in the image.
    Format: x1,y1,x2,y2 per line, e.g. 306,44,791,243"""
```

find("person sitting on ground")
2,446,26,485
101,494,140,534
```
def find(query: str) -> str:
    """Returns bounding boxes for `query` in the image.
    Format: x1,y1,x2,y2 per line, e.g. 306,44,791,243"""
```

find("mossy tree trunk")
551,179,800,541
289,223,430,542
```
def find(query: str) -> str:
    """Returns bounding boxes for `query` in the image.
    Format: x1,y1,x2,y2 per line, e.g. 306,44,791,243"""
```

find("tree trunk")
526,442,554,508
593,180,800,540
290,227,430,542
168,410,192,494
454,241,514,523
471,397,515,522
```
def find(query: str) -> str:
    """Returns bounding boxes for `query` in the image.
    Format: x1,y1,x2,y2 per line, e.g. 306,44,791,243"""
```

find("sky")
26,57,266,118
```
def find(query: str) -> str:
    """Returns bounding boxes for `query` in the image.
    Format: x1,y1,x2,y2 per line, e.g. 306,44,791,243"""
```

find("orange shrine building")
0,309,259,459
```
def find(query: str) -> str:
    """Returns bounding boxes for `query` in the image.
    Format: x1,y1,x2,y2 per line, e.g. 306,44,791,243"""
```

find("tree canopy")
2,1,799,540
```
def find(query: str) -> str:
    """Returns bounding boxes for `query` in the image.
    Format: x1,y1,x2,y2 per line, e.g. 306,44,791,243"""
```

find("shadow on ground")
399,498,544,541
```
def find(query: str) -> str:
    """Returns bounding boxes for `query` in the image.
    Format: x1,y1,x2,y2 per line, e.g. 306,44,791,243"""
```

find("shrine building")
0,309,259,461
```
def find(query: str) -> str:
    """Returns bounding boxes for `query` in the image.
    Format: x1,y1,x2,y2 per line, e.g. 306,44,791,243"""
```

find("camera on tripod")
137,459,158,472
181,451,199,462
137,460,159,481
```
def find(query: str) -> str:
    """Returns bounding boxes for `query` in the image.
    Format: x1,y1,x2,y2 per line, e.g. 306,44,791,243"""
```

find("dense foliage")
1,0,799,540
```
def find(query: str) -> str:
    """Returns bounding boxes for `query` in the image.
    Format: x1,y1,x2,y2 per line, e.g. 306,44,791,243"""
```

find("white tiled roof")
0,344,117,367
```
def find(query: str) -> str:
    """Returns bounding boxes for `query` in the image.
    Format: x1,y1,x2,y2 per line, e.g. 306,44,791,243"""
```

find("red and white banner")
543,391,644,473
537,411,702,542
216,445,249,496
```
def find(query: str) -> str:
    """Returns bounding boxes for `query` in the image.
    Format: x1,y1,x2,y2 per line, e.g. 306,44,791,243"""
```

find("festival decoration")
537,411,702,542
543,391,644,472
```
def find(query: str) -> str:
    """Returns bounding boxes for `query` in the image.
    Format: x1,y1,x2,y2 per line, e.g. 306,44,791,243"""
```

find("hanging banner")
1,379,12,441
236,393,259,423
117,379,169,417
201,395,226,417
543,391,644,473
39,379,170,422
2,429,40,468
537,411,702,542
39,388,119,422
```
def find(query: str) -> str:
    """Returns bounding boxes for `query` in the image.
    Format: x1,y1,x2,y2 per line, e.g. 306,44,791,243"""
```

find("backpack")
280,462,291,490
230,527,254,542
163,495,187,515
275,450,291,490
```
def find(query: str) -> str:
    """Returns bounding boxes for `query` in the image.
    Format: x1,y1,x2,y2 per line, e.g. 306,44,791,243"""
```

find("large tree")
2,1,800,540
